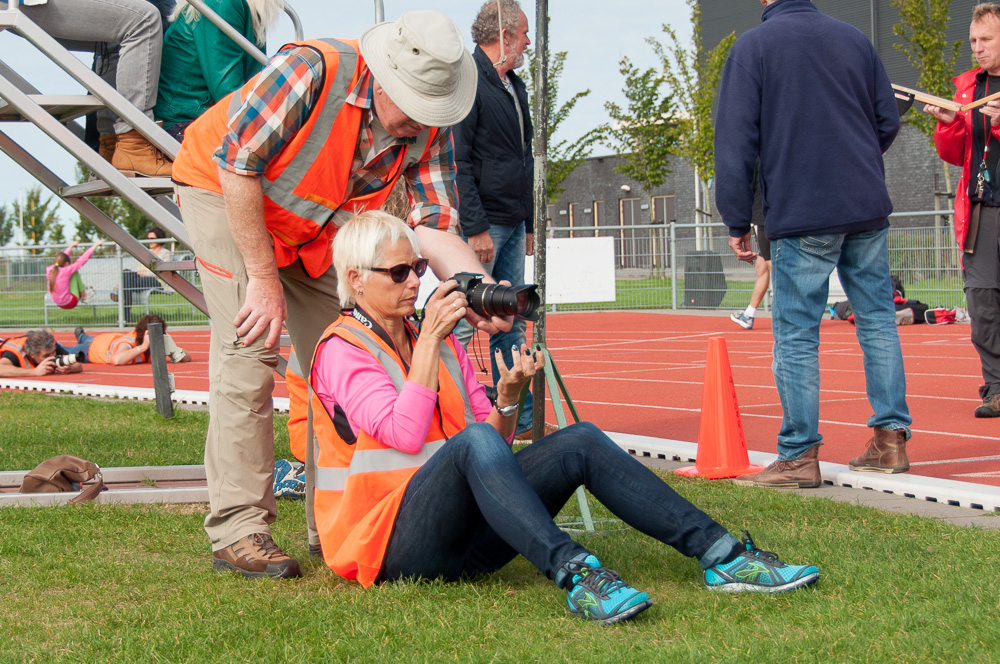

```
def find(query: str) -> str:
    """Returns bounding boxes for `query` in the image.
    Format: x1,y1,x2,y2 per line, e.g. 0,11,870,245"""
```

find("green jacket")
154,0,264,127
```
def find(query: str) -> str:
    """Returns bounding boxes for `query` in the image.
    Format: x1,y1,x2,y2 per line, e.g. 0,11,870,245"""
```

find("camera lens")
54,354,78,367
450,272,540,322
467,283,540,321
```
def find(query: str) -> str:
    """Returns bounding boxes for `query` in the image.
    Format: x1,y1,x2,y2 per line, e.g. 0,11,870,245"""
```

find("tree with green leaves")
522,47,600,202
891,0,963,272
601,56,680,194
12,186,62,252
74,163,152,240
891,0,963,145
656,0,735,232
0,203,13,248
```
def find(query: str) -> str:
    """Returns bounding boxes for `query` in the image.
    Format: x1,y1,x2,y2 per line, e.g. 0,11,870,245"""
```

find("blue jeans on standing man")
378,421,738,585
456,222,533,433
770,227,912,460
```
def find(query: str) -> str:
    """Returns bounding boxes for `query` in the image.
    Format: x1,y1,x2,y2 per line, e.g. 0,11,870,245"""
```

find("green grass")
0,288,208,329
556,277,756,312
2,392,1000,662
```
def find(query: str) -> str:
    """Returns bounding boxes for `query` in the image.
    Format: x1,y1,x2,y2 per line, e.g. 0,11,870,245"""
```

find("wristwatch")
495,402,518,417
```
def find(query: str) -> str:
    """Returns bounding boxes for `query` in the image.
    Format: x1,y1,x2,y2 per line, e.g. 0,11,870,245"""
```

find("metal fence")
0,240,207,329
547,210,966,313
0,212,967,329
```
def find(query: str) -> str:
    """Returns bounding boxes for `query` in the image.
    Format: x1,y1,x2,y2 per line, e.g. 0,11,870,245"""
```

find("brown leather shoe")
98,133,117,161
111,129,173,177
849,427,909,473
212,533,301,579
732,445,821,489
975,393,1000,418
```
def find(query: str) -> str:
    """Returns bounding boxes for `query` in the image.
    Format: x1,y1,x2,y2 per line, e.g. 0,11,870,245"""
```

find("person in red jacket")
925,2,1000,418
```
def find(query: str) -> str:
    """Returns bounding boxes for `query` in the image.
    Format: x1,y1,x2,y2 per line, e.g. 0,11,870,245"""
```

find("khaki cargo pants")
178,185,336,551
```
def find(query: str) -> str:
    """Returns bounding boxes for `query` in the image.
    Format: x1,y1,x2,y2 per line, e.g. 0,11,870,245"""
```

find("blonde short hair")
333,211,421,309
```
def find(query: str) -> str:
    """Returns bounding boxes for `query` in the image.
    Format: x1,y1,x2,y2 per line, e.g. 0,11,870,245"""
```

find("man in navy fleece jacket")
715,0,913,488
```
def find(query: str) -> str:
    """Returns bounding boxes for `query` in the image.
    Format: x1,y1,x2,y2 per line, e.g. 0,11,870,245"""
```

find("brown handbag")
19,455,106,505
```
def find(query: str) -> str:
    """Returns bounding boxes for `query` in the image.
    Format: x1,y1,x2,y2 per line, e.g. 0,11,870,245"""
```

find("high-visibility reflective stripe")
315,439,447,491
287,348,302,377
439,342,475,425
264,39,357,222
339,326,405,391
262,39,432,225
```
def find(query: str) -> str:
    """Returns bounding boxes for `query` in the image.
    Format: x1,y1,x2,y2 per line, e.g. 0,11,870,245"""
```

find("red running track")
5,312,997,486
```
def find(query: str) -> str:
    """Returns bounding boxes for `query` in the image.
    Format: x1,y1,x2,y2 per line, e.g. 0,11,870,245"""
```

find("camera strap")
351,305,416,373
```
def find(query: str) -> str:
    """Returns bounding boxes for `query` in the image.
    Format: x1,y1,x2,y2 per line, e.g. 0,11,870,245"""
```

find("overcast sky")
0,0,701,239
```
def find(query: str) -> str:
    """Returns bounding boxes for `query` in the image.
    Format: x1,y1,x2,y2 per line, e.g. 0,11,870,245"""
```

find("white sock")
744,305,757,318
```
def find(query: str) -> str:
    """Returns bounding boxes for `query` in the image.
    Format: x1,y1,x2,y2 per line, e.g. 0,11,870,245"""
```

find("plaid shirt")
213,44,460,232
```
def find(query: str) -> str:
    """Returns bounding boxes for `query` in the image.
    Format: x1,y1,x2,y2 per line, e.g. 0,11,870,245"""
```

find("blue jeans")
457,223,533,433
770,228,911,460
378,421,736,586
62,332,93,359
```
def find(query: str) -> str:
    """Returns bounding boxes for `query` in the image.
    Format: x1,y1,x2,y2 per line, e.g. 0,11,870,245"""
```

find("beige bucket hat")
359,10,477,127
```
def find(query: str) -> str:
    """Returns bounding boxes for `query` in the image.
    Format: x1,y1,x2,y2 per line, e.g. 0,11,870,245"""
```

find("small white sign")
417,237,617,306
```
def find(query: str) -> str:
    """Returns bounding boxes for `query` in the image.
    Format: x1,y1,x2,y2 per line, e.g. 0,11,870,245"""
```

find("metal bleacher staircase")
0,0,303,317
0,1,304,506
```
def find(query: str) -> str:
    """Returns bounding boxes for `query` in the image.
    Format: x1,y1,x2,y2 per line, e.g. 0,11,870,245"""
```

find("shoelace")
249,533,284,560
575,566,628,599
740,531,784,567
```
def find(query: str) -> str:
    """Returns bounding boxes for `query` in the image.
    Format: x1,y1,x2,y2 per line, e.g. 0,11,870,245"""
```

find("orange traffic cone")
676,337,763,479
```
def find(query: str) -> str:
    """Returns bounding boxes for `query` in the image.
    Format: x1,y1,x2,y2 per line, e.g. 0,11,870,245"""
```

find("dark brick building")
551,0,977,240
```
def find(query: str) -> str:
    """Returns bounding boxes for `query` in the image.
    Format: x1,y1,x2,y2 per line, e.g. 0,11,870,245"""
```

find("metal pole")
184,0,267,65
374,0,384,22
147,322,174,419
531,0,548,441
670,222,678,310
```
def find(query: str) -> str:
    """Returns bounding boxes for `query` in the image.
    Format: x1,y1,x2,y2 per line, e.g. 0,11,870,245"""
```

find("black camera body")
451,272,540,321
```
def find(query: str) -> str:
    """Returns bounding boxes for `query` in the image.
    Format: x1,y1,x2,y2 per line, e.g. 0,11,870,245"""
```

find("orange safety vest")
311,313,473,586
172,38,439,278
284,346,334,464
0,336,33,368
86,332,147,365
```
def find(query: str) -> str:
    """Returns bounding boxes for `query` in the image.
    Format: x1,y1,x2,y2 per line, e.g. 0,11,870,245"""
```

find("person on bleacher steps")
154,0,283,142
3,0,172,176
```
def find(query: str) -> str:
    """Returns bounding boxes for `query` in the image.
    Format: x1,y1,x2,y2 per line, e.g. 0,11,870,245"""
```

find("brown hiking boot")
849,427,909,473
975,393,1000,418
111,129,173,177
732,445,821,489
212,533,301,579
98,133,117,161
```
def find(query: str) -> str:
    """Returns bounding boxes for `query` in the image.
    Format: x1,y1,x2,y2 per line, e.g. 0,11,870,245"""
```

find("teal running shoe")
704,531,819,593
565,555,652,625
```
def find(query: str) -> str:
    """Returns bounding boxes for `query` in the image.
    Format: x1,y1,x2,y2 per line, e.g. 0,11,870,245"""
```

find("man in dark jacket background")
454,0,535,435
715,0,912,487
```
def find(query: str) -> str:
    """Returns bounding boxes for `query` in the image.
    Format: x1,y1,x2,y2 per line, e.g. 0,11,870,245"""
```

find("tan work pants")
178,186,337,551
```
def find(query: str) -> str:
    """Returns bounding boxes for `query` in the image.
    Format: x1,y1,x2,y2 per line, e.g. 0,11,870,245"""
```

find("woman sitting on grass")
308,211,820,626
46,239,103,309
65,314,190,366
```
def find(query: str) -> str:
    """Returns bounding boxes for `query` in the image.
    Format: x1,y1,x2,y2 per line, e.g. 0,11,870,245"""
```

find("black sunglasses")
366,258,429,283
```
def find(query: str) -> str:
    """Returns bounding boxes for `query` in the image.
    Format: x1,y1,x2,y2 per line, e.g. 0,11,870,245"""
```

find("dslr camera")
54,353,79,368
451,272,540,321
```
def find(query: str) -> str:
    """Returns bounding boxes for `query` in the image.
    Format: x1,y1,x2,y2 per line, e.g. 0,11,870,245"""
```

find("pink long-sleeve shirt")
46,244,97,306
312,332,501,454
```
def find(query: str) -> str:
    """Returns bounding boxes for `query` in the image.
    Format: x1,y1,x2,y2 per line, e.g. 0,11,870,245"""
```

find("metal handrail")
184,0,305,66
